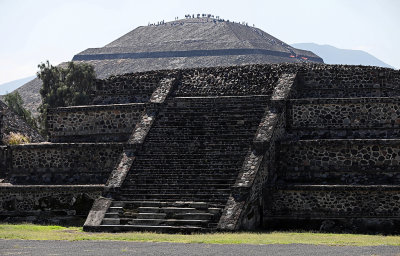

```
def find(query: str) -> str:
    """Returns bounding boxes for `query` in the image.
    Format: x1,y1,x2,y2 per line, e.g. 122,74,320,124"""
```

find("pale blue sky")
0,0,399,84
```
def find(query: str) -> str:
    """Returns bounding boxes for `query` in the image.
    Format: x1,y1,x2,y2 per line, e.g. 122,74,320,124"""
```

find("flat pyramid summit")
73,17,323,72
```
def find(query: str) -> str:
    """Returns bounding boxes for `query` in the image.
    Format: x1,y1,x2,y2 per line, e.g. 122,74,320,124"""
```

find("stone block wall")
89,64,300,103
296,65,400,98
0,146,7,178
0,109,3,145
288,98,400,130
174,65,296,97
278,139,400,185
264,185,400,218
279,139,400,172
6,143,124,184
48,104,147,142
0,185,103,225
92,70,174,104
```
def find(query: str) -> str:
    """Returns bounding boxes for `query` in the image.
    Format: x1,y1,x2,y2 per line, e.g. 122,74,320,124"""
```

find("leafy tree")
3,91,38,129
37,61,96,134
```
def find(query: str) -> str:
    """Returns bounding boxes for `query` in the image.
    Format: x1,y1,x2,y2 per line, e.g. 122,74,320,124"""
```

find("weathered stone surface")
0,185,102,225
6,143,124,184
264,185,400,218
0,101,43,143
48,104,147,142
288,98,400,129
2,63,400,234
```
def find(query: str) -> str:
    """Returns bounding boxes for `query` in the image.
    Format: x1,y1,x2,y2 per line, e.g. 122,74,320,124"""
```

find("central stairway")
99,96,269,232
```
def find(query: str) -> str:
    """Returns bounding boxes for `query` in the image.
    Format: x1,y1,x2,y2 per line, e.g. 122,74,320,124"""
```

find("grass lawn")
0,224,399,246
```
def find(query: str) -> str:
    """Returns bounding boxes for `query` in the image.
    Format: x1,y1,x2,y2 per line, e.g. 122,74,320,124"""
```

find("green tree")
37,61,96,134
3,91,38,129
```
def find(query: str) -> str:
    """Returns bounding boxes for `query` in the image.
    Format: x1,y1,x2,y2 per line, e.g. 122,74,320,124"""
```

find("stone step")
145,131,258,137
125,176,237,183
149,126,259,132
132,159,243,165
102,218,121,225
139,145,249,152
129,213,167,219
90,224,210,233
107,206,123,213
144,136,256,142
142,139,252,144
120,218,210,226
154,115,263,120
120,212,216,221
128,165,239,170
138,146,249,153
116,194,230,202
145,134,256,140
150,125,260,131
153,121,262,127
110,200,222,209
163,103,268,109
137,206,222,215
104,212,120,218
127,168,239,173
119,188,231,195
123,184,232,190
159,110,266,115
136,152,248,157
163,104,267,109
129,163,242,169
126,171,239,178
124,179,236,185
154,117,264,123
134,155,245,161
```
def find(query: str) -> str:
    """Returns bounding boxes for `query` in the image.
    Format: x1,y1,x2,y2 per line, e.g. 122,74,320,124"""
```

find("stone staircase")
264,74,400,232
96,96,269,232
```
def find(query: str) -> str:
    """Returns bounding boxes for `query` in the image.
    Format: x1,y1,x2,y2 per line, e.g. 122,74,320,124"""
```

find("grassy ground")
0,224,400,246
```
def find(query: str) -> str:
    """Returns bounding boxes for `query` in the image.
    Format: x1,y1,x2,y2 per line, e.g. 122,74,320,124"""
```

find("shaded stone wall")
297,65,400,98
0,101,44,143
0,146,7,178
174,65,284,96
279,140,400,172
264,185,400,218
48,104,147,142
6,143,124,184
0,185,103,225
90,64,301,103
288,98,400,129
0,109,3,145
92,71,173,104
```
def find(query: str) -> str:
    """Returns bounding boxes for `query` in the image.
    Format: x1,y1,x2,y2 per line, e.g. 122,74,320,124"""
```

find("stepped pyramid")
14,16,322,116
2,62,400,234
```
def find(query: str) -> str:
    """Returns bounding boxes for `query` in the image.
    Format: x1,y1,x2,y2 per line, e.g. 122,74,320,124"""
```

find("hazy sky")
0,0,399,84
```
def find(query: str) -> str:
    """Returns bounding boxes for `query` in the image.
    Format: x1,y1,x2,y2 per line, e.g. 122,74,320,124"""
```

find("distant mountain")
0,76,36,95
291,43,395,69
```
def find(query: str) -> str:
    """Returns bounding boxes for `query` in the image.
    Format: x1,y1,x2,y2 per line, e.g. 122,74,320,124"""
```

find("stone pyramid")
14,16,322,116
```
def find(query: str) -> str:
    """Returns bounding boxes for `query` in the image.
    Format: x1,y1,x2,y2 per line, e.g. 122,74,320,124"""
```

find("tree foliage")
37,61,96,134
3,91,37,129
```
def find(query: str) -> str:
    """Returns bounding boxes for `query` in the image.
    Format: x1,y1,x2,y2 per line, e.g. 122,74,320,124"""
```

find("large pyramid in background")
15,16,323,115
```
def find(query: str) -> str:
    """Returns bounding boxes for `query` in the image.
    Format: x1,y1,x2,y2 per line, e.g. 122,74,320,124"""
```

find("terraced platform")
2,63,400,233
